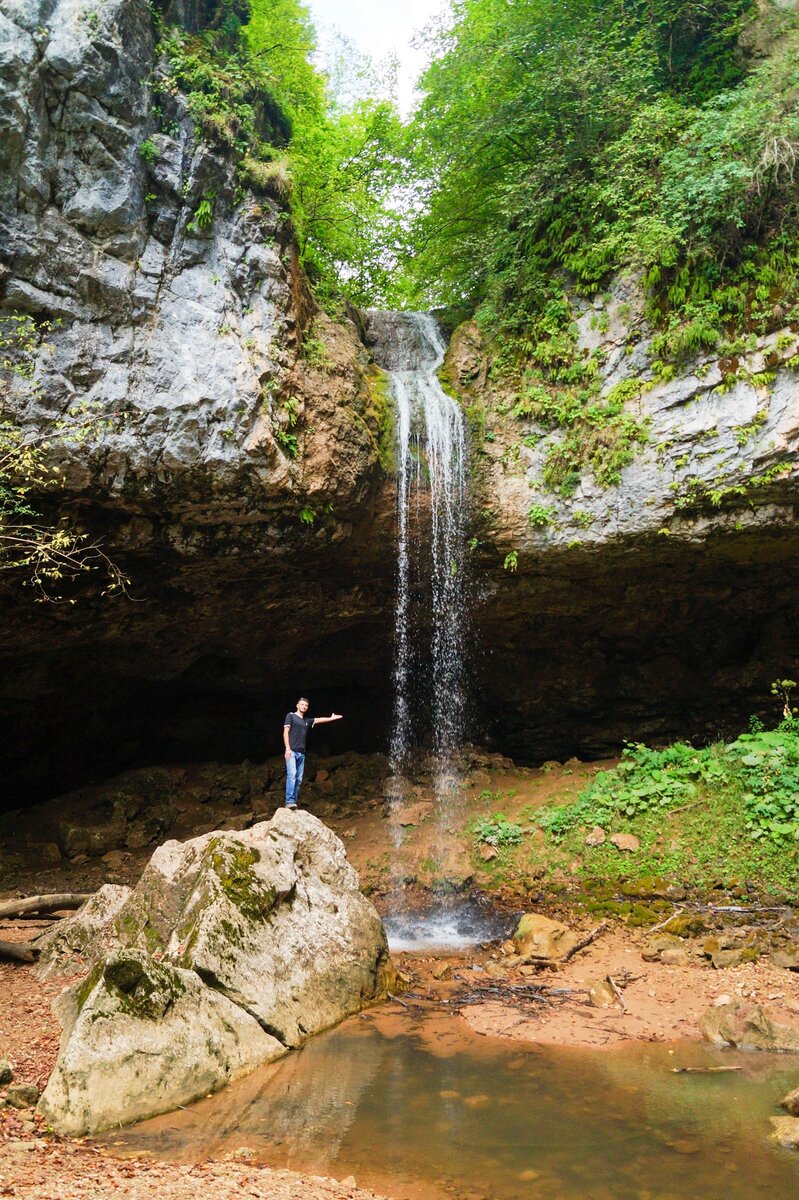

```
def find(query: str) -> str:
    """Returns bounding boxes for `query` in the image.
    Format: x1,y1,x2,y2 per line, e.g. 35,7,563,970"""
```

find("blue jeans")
285,751,306,806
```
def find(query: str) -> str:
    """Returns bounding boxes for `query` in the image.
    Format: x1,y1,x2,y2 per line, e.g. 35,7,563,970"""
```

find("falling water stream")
365,311,469,803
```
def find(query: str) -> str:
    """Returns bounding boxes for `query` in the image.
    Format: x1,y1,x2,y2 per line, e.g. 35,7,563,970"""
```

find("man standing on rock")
283,698,342,809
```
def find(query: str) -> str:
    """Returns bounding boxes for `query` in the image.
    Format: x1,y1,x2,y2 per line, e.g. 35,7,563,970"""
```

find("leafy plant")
472,812,524,849
503,549,518,572
528,503,555,528
139,138,158,165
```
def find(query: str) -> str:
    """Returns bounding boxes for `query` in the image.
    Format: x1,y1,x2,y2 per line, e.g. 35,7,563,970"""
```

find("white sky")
307,0,450,114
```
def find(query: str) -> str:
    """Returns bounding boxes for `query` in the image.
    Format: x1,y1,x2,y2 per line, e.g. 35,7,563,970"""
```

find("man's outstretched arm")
313,713,343,725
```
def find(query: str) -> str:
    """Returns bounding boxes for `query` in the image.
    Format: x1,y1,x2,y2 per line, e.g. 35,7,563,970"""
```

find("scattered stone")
609,833,639,853
770,1117,799,1149
660,948,690,966
315,770,329,783
479,843,498,862
0,1058,12,1085
584,826,606,847
484,961,508,980
513,913,581,962
642,933,682,962
781,1088,799,1116
699,1001,799,1053
711,948,758,970
6,1083,39,1109
500,940,516,956
772,946,799,971
661,913,707,937
431,961,452,981
713,994,733,1007
341,1176,358,1188
35,842,62,863
620,877,685,901
586,977,617,1008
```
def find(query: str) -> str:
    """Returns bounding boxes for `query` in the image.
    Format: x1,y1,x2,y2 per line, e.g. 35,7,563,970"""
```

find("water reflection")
107,1009,799,1200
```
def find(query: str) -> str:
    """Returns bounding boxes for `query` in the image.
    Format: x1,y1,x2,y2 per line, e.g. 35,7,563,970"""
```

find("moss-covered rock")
38,950,283,1136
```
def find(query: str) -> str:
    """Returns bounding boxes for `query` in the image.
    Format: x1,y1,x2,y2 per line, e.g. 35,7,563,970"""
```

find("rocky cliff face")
447,276,799,758
0,0,396,802
1,1,798,804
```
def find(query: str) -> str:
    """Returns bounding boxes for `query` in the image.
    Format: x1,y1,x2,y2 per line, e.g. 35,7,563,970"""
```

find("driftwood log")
0,939,40,963
0,893,91,920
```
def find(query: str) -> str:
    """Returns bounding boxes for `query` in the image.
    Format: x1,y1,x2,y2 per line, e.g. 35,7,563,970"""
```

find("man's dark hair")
297,696,309,704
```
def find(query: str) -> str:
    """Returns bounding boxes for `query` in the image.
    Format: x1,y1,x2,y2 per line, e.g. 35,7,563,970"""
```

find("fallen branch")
671,1065,742,1075
607,975,627,1014
556,916,607,964
387,992,410,1009
648,907,685,934
0,939,41,963
0,893,92,920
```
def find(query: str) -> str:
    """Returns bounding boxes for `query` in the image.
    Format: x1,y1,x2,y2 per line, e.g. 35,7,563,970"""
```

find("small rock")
499,940,516,956
513,913,582,962
431,961,452,981
772,947,799,972
6,1083,40,1109
642,933,682,962
315,769,329,783
660,948,690,967
586,977,617,1009
70,853,90,866
712,948,757,970
610,833,639,853
584,826,606,847
699,1001,799,1052
36,843,62,863
101,850,127,867
0,1058,13,1085
5,1141,36,1152
713,994,733,1007
479,843,498,862
771,1116,799,1149
341,1176,358,1188
781,1088,799,1116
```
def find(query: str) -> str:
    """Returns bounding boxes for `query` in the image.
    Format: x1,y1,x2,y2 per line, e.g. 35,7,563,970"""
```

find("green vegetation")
390,1,799,492
537,724,799,847
472,812,524,849
406,1,799,348
152,0,403,307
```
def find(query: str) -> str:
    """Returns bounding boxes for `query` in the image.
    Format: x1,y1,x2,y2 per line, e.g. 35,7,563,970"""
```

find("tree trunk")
0,939,40,963
0,893,92,920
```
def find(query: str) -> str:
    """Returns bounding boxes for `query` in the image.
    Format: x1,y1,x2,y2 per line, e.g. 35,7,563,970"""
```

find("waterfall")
365,311,469,802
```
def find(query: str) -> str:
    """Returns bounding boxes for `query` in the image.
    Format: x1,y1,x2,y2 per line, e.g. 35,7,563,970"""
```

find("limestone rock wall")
447,276,799,759
0,0,395,802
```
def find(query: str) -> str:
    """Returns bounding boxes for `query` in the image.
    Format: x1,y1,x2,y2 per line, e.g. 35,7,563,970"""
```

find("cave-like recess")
3,522,798,810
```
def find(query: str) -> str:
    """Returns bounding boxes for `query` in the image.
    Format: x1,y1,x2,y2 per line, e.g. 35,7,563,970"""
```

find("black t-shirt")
284,712,315,752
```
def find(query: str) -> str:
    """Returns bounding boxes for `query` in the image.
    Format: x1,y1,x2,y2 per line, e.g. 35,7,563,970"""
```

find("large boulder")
38,950,284,1135
97,809,391,1047
699,1002,799,1053
37,812,392,1133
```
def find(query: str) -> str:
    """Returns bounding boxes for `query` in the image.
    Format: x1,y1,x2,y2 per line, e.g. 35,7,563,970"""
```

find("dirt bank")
395,926,799,1050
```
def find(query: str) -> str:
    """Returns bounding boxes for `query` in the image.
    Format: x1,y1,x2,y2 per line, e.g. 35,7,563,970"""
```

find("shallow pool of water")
106,1008,799,1200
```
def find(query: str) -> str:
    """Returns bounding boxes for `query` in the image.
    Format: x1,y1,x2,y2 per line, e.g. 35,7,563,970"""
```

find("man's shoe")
286,802,298,810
